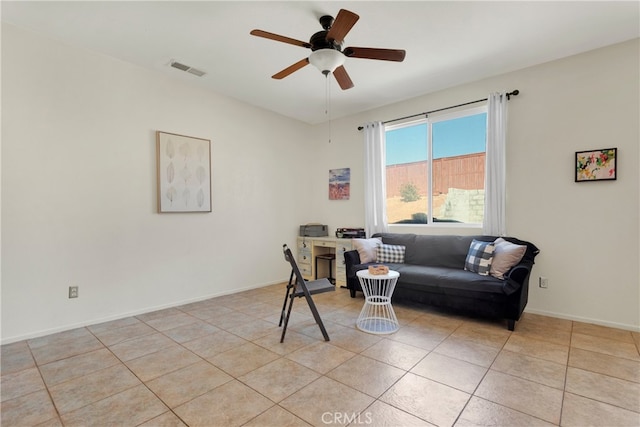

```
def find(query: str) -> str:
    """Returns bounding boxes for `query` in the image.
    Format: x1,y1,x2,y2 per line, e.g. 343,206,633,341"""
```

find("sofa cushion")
352,238,382,263
377,244,406,263
490,238,527,279
393,265,506,295
464,239,495,276
373,233,475,269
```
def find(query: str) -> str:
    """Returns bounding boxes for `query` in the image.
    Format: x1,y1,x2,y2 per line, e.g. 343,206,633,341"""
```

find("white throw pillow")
352,238,382,263
490,237,527,279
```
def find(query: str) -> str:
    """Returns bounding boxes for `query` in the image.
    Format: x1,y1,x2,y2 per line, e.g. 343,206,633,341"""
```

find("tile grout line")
456,324,564,426
85,325,178,426
93,317,256,427
29,338,64,425
3,287,639,426
557,320,576,426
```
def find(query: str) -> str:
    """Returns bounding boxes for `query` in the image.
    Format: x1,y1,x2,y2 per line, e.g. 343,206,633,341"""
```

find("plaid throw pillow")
464,239,495,276
376,244,406,263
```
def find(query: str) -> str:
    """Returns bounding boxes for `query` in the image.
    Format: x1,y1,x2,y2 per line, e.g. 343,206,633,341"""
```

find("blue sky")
386,113,487,165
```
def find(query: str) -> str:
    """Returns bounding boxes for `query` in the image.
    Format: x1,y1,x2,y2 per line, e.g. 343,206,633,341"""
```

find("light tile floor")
2,284,639,426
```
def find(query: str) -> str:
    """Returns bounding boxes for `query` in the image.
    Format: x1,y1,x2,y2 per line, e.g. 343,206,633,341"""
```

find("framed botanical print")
157,131,212,212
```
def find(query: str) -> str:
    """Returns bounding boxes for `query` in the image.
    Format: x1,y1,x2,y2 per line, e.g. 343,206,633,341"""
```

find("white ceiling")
2,1,638,124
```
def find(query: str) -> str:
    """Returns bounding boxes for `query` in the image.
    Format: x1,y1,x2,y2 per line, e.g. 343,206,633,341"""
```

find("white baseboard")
5,284,637,344
1,279,285,345
524,308,640,333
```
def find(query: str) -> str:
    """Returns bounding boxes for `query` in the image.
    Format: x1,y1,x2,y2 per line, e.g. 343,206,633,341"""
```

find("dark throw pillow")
464,239,495,276
376,244,406,263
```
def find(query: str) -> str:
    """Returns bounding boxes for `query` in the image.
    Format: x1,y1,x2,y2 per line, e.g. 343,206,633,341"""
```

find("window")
385,107,487,225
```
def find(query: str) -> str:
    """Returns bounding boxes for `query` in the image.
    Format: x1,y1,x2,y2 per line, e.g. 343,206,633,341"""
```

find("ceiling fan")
250,9,406,90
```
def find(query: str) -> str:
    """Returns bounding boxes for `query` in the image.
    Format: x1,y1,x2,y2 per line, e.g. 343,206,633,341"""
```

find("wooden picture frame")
156,131,212,212
575,148,617,182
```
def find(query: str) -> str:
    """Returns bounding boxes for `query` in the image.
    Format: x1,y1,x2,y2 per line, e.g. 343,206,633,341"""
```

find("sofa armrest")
502,264,532,295
344,250,361,277
344,250,364,297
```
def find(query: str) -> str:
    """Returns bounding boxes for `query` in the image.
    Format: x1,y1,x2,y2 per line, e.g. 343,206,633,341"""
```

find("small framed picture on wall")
329,168,350,200
575,148,617,182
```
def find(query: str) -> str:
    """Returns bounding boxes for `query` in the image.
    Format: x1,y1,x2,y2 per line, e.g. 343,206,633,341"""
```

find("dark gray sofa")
344,233,539,330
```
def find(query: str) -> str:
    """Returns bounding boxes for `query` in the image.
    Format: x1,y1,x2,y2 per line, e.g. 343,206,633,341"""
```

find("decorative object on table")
156,131,211,213
575,148,617,182
329,168,350,200
368,265,389,275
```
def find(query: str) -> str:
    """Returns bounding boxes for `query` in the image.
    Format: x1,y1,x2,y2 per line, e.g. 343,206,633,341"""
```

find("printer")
299,224,328,237
335,228,366,238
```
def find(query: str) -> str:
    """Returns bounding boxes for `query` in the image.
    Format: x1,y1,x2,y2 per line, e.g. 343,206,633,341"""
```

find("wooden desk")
296,236,353,287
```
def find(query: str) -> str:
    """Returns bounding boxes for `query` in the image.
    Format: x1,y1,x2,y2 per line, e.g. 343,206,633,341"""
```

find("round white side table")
356,269,400,334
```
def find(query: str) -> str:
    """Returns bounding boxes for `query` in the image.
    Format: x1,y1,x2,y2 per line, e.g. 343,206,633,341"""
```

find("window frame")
385,105,488,229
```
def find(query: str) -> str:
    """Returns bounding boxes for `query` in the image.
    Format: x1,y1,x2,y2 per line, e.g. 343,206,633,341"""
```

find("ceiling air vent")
169,60,206,77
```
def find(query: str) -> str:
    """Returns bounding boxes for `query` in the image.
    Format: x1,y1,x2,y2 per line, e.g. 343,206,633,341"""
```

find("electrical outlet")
69,286,79,298
539,277,548,288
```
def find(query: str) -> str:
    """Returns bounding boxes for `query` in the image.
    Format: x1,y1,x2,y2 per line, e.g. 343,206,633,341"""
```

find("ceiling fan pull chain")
326,75,332,143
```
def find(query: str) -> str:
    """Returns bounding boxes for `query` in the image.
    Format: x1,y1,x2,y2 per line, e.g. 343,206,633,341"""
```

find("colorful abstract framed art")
575,148,617,182
329,168,350,200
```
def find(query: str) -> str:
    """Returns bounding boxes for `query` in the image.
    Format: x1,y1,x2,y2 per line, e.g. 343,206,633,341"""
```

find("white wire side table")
356,269,400,334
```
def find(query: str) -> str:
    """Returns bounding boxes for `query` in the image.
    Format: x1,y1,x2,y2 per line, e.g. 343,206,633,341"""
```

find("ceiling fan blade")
326,9,359,43
250,29,311,49
272,58,310,79
344,47,406,62
333,65,354,90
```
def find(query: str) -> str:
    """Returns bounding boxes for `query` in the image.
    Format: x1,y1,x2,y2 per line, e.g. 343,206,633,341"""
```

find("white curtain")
363,121,389,237
483,92,508,236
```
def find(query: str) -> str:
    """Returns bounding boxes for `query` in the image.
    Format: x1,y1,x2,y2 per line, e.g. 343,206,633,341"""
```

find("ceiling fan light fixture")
309,49,345,75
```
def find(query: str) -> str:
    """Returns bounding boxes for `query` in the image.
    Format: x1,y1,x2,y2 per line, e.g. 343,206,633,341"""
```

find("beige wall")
2,24,638,343
1,24,313,343
313,39,640,330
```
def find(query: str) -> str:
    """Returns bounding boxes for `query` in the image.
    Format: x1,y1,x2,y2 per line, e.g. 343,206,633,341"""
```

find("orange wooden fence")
386,153,485,197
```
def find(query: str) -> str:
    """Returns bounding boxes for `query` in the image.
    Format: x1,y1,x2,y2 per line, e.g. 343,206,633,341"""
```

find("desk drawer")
299,263,312,278
298,248,311,265
335,243,352,265
315,240,336,248
297,239,311,250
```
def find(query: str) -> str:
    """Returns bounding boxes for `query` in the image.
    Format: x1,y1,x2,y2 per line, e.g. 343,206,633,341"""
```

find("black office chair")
280,244,335,343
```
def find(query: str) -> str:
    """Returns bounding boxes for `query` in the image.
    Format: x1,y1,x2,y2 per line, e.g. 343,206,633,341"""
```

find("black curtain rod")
357,90,519,131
